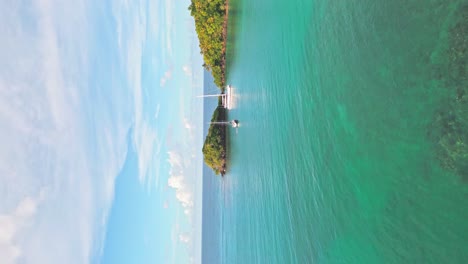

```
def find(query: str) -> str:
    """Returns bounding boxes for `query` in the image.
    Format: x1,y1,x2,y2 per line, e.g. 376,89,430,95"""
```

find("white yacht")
224,85,233,110
209,120,239,128
198,84,233,110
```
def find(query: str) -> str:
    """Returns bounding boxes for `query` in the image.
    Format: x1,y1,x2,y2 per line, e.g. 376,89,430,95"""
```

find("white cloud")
164,66,204,264
0,1,130,263
1,0,200,263
0,192,45,264
167,151,194,215
160,69,173,87
179,233,191,244
154,104,161,120
113,0,162,192
164,0,174,57
147,0,162,40
182,65,192,77
183,118,196,139
167,151,183,170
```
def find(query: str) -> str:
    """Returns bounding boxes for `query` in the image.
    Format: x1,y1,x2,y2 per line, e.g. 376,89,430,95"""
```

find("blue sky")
0,0,204,263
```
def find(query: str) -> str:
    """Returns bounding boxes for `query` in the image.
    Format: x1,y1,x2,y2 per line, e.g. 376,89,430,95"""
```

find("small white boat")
224,85,233,110
230,119,239,128
209,120,240,128
197,84,233,110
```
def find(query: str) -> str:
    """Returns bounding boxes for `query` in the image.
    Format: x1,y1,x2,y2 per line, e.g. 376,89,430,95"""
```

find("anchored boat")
197,84,233,110
209,119,239,128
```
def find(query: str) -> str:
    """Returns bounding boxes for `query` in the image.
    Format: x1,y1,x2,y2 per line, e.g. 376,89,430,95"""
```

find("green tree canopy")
202,107,227,175
189,0,227,88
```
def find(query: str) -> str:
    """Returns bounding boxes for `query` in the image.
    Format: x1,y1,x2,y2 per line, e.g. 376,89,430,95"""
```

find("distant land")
190,0,230,175
202,105,228,175
188,0,229,89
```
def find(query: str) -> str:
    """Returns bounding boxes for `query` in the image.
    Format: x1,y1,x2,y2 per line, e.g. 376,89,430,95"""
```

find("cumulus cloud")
179,233,191,244
1,0,199,263
0,1,133,263
165,79,204,263
169,176,194,210
160,70,173,87
183,118,196,139
167,151,194,216
182,65,192,77
0,192,45,264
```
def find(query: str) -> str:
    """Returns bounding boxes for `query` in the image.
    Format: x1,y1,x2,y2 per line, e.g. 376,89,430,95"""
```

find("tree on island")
202,107,227,175
189,0,230,175
188,0,227,88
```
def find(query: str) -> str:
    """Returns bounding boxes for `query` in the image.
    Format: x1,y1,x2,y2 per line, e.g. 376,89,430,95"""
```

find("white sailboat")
209,120,239,128
197,85,233,110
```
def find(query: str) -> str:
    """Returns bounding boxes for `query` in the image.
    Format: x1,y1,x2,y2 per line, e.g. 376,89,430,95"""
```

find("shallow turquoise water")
218,0,468,263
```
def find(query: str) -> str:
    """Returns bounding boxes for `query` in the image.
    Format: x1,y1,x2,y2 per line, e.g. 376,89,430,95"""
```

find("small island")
189,0,230,175
202,106,228,175
188,0,228,88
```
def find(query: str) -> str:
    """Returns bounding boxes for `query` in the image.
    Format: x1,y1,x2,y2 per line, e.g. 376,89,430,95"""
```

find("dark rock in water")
429,4,468,181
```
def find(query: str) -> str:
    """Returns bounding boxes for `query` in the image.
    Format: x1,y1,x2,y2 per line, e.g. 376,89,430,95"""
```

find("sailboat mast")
196,94,226,98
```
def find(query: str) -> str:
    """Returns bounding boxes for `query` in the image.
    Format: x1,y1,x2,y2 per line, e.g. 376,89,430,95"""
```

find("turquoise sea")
202,0,467,263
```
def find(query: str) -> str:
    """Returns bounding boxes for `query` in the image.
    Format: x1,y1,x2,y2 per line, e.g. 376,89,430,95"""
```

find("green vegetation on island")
189,0,230,175
188,0,228,88
202,105,227,175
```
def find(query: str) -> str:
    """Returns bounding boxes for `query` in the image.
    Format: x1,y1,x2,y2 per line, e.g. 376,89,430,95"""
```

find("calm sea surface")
203,0,468,263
